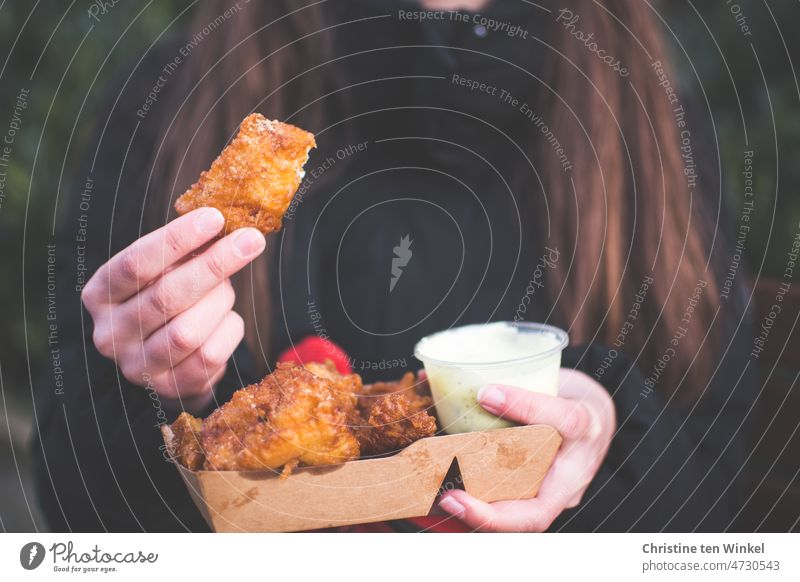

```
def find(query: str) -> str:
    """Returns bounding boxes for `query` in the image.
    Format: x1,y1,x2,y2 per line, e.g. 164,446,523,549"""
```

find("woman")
35,0,754,532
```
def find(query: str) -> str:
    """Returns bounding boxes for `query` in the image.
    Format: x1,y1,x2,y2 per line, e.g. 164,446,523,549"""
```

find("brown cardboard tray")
162,424,562,532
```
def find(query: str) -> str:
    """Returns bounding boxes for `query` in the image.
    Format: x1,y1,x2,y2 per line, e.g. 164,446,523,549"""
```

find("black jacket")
33,1,755,532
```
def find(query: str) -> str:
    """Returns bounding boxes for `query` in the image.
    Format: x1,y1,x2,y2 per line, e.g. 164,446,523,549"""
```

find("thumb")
477,384,591,440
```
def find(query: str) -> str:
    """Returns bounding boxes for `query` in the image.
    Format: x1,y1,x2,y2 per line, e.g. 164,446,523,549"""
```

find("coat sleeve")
31,43,258,532
553,316,756,532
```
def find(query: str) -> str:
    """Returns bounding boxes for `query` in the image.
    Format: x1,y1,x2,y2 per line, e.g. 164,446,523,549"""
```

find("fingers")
116,228,264,336
149,311,244,399
437,464,591,532
477,384,591,439
438,490,562,533
157,366,227,411
437,444,591,531
136,281,235,372
440,373,616,532
83,208,225,307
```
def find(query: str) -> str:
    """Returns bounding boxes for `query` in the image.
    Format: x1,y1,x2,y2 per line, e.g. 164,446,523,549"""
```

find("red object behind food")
278,336,469,533
277,336,353,374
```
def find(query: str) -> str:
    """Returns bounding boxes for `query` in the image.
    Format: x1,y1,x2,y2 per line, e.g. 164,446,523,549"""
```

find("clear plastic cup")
414,322,569,434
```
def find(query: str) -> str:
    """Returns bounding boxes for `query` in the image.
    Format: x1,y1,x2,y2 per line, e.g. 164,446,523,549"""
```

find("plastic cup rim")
413,321,569,369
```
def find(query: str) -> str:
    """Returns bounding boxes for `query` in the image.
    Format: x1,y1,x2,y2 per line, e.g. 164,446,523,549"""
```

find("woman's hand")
437,368,616,532
81,207,266,411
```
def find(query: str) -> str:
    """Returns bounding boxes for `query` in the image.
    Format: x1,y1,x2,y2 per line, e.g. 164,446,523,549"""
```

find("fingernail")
232,229,266,258
438,496,465,518
195,208,224,234
477,385,505,410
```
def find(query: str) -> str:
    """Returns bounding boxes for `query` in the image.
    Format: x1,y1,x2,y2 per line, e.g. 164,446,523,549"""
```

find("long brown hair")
149,0,720,403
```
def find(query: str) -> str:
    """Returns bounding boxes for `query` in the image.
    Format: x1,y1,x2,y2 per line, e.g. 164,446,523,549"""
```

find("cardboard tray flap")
162,424,561,532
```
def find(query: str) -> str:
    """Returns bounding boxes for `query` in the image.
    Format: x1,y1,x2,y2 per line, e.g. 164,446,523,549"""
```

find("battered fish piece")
302,366,436,456
356,393,438,457
201,362,359,474
304,360,362,400
358,372,433,417
174,113,315,234
171,412,205,471
168,364,436,472
355,372,436,456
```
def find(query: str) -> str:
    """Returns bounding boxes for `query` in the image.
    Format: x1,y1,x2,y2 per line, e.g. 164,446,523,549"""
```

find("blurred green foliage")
664,1,800,279
1,0,191,398
0,0,797,399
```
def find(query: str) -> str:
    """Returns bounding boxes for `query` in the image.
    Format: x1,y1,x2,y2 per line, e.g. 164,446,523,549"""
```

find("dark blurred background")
0,1,798,531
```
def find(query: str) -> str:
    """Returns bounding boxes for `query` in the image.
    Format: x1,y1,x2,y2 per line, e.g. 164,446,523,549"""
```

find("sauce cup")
414,322,569,434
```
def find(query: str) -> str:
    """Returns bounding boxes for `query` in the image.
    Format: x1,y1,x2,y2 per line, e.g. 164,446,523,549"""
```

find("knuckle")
223,281,237,307
562,406,588,437
520,396,539,424
528,516,551,533
478,515,500,533
149,283,182,316
230,311,245,334
92,326,113,357
166,367,204,398
202,366,227,394
153,377,179,400
163,224,187,256
566,493,584,509
119,361,142,385
211,364,228,383
199,343,229,369
118,251,141,284
522,509,554,533
204,249,228,281
561,410,581,436
80,282,98,310
166,323,199,353
600,390,616,421
542,512,558,531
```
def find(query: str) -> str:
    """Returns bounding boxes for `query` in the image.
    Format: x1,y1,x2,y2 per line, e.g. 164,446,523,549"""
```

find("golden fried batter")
174,113,315,234
168,364,437,473
303,360,365,429
171,412,205,471
201,362,359,473
354,372,436,456
356,393,438,457
304,360,362,400
358,372,433,417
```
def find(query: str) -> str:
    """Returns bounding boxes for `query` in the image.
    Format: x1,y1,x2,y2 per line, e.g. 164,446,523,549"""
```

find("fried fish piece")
174,113,315,234
304,360,363,400
302,364,436,456
303,360,365,428
354,372,436,456
357,372,433,417
170,412,205,471
355,392,437,457
168,363,436,473
200,362,360,474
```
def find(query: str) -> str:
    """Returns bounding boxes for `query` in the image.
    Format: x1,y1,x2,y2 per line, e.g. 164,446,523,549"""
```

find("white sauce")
417,322,560,364
415,322,567,434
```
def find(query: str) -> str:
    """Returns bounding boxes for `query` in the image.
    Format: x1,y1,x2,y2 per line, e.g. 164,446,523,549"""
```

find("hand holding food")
81,208,266,408
83,114,316,410
437,369,616,531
